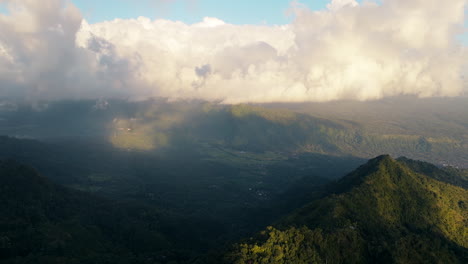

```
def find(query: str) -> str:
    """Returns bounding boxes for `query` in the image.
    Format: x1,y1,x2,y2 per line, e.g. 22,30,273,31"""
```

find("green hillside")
104,102,468,168
0,160,173,264
396,157,468,189
223,156,468,264
1,99,466,167
0,139,366,263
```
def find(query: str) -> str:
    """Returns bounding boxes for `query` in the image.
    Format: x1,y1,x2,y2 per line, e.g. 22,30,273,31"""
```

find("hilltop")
223,155,468,264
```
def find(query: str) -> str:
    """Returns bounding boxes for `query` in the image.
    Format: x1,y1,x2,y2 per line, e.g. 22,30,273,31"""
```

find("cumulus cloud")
0,0,466,102
327,0,359,11
0,0,137,99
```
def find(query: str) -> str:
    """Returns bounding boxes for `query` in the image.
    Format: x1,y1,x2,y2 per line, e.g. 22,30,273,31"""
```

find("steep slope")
397,157,468,188
1,99,466,167
0,136,367,260
223,156,468,264
0,160,171,264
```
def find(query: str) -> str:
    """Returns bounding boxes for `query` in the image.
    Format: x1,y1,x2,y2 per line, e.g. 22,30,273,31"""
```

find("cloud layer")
0,0,467,102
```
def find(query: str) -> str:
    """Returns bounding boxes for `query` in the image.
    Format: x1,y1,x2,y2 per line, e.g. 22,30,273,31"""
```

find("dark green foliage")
1,151,468,263
0,136,364,251
0,160,172,264
0,98,467,263
397,157,468,188
223,156,468,264
0,137,367,262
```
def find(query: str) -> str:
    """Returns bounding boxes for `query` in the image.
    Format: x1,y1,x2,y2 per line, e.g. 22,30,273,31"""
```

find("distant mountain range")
0,98,466,167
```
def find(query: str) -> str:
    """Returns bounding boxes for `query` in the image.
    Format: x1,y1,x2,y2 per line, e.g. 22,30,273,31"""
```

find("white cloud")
327,0,358,11
0,0,466,103
194,17,226,28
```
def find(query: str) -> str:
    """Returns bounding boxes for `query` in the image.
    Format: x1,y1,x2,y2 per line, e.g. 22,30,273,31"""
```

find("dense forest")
222,156,468,264
1,155,467,263
0,100,466,263
0,160,173,263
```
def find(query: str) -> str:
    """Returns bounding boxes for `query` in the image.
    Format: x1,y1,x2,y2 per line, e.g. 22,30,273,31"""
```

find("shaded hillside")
0,160,173,264
98,102,467,168
0,137,366,262
397,157,468,189
266,97,468,168
1,99,466,167
0,136,363,221
223,156,468,264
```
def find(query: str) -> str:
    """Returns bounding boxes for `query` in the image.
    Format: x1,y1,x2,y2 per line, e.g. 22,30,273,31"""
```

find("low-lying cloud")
0,0,466,103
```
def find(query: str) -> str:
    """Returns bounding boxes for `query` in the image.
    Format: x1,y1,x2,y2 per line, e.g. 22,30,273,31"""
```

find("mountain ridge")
222,155,468,264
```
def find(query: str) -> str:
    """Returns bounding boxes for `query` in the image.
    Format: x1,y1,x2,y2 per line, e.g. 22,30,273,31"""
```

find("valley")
0,98,466,263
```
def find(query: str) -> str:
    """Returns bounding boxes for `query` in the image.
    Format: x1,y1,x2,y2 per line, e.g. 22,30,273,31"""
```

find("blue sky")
1,0,467,42
72,0,331,25
69,0,468,44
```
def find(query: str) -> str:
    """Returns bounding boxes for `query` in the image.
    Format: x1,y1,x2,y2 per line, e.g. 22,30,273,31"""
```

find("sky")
72,0,333,25
70,0,468,46
0,0,467,103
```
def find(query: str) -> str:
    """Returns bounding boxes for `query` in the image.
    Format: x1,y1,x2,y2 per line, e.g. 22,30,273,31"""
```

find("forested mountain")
396,157,468,189
0,98,466,263
1,155,467,263
0,1,466,263
0,160,174,264
0,136,365,261
1,99,466,168
222,155,468,264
